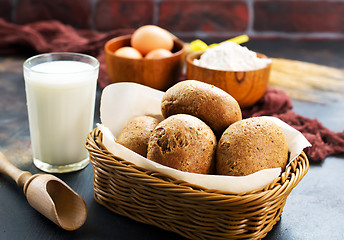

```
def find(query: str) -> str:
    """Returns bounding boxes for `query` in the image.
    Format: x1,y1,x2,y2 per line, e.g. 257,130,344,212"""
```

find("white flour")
193,41,271,71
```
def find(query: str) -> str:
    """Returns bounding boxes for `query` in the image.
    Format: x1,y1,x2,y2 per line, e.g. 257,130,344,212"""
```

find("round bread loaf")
147,114,216,174
116,116,159,157
216,117,289,176
161,80,242,136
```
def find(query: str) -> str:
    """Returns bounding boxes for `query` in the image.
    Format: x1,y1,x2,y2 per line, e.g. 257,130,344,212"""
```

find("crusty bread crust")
116,116,160,157
147,114,217,174
216,117,289,176
161,80,242,137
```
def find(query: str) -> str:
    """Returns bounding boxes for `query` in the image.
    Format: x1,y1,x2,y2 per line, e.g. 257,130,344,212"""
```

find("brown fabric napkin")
1,18,343,163
0,18,133,88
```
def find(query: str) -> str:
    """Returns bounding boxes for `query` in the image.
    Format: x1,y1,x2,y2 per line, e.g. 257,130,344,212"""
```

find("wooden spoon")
0,152,87,231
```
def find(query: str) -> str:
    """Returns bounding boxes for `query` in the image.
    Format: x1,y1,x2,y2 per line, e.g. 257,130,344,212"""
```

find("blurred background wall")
1,0,344,42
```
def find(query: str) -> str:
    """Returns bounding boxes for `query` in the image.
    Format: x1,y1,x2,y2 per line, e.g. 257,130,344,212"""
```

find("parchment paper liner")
99,82,311,193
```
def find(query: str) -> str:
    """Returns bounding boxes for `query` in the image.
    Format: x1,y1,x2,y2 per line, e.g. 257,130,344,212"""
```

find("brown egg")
145,49,173,59
114,47,143,59
131,25,174,56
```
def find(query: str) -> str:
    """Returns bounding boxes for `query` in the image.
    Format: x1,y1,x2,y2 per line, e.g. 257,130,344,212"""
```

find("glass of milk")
23,52,99,173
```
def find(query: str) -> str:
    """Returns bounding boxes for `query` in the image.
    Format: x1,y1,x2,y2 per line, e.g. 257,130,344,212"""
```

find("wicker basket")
86,127,309,240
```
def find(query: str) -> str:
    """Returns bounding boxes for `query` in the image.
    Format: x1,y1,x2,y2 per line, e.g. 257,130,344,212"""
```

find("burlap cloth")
1,18,343,163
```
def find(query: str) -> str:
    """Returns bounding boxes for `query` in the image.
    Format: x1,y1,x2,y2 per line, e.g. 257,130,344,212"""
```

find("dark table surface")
0,40,344,240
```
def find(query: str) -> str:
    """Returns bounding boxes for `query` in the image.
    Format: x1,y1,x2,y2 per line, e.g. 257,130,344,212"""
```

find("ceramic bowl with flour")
186,41,272,108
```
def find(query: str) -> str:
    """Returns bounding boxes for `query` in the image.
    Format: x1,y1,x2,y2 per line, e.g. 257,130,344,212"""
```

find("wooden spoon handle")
0,152,32,188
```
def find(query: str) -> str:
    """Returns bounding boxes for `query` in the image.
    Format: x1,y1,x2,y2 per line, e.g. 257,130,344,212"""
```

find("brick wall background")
1,0,344,42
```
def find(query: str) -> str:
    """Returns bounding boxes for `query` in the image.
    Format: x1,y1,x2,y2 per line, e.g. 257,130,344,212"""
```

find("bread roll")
116,116,159,157
161,80,242,136
216,117,289,176
147,114,216,174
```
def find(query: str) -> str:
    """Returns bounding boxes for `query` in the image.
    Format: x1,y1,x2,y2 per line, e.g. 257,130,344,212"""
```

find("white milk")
24,60,98,171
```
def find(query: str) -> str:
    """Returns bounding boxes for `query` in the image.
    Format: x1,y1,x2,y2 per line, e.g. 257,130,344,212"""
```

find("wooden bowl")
186,51,271,108
105,35,185,91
